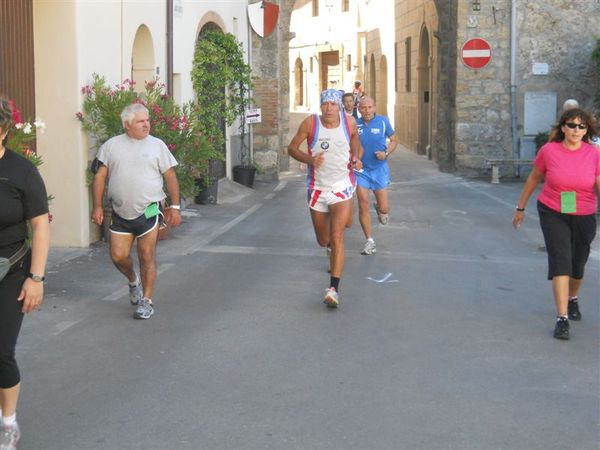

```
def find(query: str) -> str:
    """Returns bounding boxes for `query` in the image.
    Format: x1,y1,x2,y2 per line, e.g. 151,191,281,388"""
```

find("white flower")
23,123,32,134
15,122,23,129
34,118,46,134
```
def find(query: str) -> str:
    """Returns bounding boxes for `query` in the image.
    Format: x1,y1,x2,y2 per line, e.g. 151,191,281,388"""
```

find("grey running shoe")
361,239,376,255
375,204,389,225
129,282,142,305
134,298,154,319
323,287,339,308
0,424,21,450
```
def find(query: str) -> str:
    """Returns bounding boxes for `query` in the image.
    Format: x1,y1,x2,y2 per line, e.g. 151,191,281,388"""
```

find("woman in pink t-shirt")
513,108,600,340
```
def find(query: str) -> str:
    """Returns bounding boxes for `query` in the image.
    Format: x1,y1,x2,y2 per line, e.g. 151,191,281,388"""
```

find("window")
295,58,304,107
405,37,411,92
346,54,351,72
312,0,319,16
310,57,314,73
342,0,350,12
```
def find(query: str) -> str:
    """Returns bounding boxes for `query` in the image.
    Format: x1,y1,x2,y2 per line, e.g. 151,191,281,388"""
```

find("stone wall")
250,0,295,180
454,0,512,174
516,1,599,117
454,0,599,176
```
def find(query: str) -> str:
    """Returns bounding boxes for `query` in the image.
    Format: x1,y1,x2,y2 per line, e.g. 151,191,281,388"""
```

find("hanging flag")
248,1,279,38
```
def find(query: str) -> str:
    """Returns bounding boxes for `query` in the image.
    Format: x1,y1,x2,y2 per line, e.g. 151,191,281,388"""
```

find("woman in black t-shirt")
0,97,49,449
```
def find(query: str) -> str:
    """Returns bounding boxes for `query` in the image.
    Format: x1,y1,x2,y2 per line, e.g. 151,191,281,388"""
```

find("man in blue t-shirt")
355,96,397,255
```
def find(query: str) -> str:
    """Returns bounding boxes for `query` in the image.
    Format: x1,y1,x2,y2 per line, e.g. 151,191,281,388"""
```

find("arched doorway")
131,25,155,93
369,54,376,99
378,55,388,117
294,58,303,108
417,26,431,157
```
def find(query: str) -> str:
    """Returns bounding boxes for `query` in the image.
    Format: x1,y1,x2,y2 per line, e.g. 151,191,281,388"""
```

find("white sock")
367,237,375,243
3,413,17,426
128,273,140,287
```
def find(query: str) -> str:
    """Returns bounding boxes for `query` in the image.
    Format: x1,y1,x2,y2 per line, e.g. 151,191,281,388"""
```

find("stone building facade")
393,0,599,175
453,0,599,175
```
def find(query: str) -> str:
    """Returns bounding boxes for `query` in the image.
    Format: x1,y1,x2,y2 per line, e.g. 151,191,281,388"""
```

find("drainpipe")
510,0,519,169
166,0,174,96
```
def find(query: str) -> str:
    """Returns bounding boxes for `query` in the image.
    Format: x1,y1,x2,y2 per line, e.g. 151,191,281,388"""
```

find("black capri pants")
0,251,29,389
537,201,597,280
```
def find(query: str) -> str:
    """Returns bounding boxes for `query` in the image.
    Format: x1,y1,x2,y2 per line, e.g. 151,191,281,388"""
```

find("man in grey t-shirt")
91,103,181,319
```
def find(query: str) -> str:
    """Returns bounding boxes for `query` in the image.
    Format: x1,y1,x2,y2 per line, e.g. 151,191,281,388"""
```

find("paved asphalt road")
15,148,599,449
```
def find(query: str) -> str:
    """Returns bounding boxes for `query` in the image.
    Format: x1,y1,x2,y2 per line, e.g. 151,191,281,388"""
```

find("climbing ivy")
191,31,253,166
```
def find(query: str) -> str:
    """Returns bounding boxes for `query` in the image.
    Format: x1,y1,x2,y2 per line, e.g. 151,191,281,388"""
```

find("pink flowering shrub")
77,74,221,199
6,101,54,218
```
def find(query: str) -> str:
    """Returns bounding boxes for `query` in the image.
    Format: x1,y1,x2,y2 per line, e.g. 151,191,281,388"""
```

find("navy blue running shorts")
110,203,164,238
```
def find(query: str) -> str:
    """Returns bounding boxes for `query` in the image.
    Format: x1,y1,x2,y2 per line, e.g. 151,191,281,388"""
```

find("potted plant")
191,31,255,187
232,78,258,188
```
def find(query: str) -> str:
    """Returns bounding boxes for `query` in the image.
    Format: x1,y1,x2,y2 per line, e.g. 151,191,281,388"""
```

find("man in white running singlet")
287,89,362,308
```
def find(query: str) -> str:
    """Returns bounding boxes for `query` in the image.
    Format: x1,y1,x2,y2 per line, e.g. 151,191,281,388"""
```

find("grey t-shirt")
96,134,178,219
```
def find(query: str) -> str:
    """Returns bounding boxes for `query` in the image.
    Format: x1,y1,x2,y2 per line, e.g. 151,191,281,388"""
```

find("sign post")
461,38,492,70
245,108,262,124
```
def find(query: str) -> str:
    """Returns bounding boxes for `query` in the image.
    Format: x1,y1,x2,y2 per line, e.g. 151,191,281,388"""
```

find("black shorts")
537,201,597,280
110,203,164,238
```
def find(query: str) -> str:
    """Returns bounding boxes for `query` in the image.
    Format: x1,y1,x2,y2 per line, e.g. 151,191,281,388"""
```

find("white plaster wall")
174,1,249,104
34,1,90,247
289,0,362,113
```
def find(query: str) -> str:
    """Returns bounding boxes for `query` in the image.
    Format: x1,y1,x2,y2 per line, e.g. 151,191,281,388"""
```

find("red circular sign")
461,38,492,69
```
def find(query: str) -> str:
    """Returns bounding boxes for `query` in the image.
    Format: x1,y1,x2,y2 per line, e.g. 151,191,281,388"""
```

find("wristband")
384,150,389,159
170,205,181,210
515,206,525,212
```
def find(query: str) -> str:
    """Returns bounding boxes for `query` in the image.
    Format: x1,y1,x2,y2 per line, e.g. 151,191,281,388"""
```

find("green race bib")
144,203,160,219
560,191,576,214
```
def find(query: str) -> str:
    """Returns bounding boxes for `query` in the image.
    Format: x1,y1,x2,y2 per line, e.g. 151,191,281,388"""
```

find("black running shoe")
553,318,570,340
568,300,581,321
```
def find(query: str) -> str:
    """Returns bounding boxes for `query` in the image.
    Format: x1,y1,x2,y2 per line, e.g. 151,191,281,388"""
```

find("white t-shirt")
96,134,178,219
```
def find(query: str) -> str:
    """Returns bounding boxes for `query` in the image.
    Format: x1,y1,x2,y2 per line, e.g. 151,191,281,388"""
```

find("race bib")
144,202,160,219
560,192,576,214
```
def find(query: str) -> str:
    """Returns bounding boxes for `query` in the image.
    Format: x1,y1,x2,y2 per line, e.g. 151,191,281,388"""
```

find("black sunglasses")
564,122,588,130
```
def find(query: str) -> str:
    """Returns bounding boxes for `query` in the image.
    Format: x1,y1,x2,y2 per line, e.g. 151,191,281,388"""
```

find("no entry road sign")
461,38,492,70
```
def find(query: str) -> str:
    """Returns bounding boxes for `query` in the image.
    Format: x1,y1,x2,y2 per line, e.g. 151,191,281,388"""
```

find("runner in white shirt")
288,89,362,308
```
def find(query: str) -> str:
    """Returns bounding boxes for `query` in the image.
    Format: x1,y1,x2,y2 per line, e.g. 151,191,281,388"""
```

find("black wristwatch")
28,273,45,282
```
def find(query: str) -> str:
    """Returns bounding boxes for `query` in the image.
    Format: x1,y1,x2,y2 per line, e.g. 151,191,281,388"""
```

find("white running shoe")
361,239,376,255
323,287,339,308
0,423,21,450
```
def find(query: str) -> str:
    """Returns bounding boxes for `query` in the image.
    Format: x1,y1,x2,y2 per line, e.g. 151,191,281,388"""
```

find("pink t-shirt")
535,141,600,215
